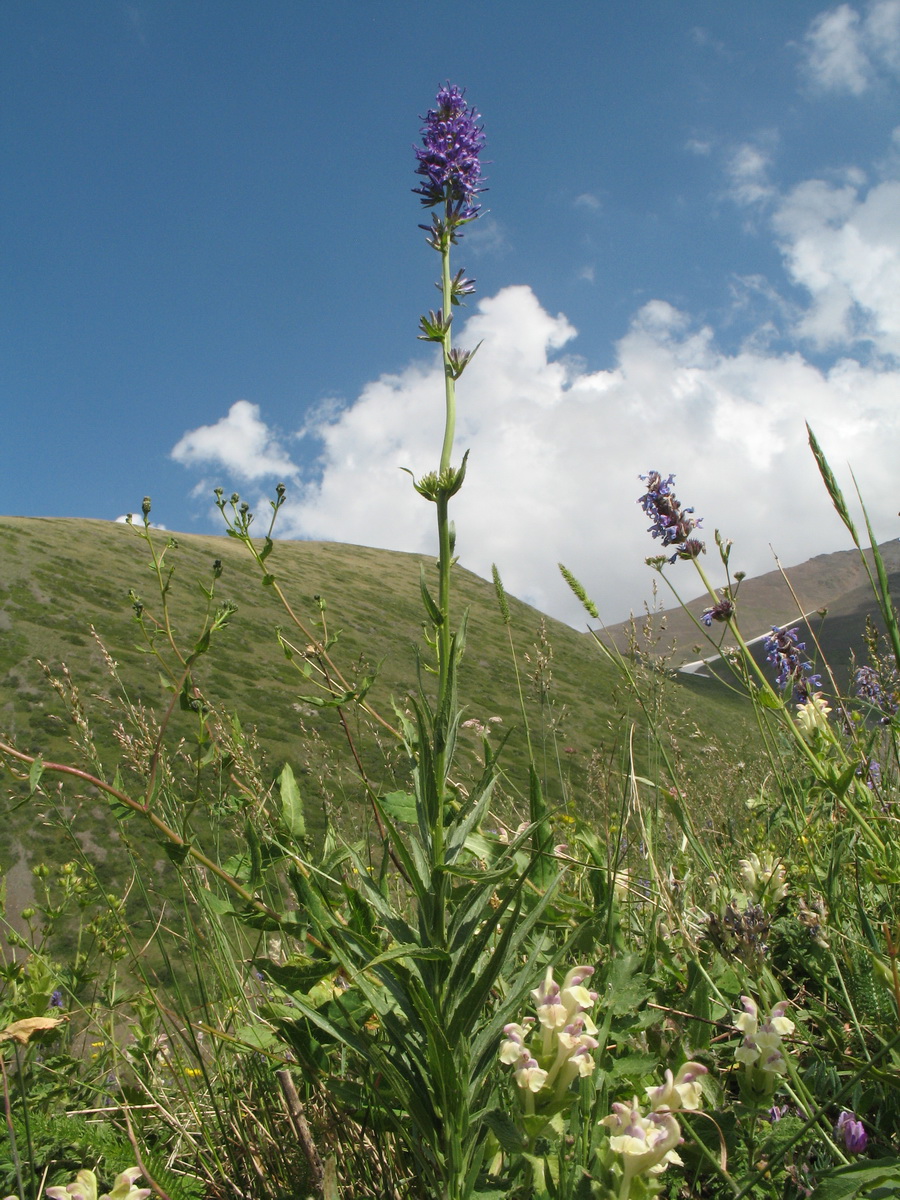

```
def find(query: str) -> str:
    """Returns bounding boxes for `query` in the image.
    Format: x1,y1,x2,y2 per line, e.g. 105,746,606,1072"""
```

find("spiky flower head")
414,85,486,232
638,471,704,562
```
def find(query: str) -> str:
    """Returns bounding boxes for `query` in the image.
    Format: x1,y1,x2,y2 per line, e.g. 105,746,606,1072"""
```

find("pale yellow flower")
796,692,832,738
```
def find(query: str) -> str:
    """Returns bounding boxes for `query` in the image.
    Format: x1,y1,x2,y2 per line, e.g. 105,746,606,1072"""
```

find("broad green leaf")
482,1108,526,1154
201,891,237,916
233,1023,279,1051
378,791,418,823
813,1159,900,1200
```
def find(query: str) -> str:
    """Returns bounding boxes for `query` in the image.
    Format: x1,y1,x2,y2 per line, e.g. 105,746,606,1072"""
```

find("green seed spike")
807,423,860,546
491,563,511,625
558,563,599,619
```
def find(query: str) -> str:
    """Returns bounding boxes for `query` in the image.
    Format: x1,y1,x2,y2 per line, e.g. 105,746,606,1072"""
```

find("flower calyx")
418,308,452,342
404,452,470,503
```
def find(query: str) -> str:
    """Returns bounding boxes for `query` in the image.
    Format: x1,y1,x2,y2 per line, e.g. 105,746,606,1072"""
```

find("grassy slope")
0,515,756,885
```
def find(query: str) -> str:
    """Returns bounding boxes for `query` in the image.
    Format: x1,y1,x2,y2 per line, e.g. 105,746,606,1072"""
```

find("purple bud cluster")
763,625,821,702
414,85,486,231
638,471,704,563
702,596,736,627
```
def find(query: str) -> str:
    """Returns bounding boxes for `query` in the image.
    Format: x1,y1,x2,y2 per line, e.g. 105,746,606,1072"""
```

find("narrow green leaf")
28,757,44,793
245,817,264,889
420,563,444,627
354,943,449,977
279,763,306,838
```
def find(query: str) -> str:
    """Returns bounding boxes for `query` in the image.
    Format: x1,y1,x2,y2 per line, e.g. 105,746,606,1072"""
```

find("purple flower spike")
763,625,822,701
638,471,704,563
414,85,486,231
835,1111,867,1154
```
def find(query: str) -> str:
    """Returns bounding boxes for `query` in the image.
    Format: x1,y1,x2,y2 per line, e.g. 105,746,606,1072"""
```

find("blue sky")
3,2,900,625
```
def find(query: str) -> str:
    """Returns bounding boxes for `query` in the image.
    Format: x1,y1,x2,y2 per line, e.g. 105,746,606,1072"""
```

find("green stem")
433,218,457,864
439,229,456,477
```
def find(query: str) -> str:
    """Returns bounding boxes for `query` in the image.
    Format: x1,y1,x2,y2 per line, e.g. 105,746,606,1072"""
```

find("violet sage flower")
855,663,899,716
763,625,822,702
414,84,486,236
702,594,735,626
638,471,704,562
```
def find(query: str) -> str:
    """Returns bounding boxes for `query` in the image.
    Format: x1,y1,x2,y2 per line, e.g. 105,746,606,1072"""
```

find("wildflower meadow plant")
500,965,599,1116
211,83,562,1200
733,996,795,1100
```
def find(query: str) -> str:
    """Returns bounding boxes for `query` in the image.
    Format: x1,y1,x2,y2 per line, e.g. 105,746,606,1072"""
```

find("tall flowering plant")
230,85,565,1200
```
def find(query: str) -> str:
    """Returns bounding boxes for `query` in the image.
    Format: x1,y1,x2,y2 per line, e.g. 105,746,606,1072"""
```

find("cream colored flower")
603,1100,684,1178
738,852,788,905
645,1061,707,1112
734,996,794,1076
513,1055,548,1093
796,692,832,738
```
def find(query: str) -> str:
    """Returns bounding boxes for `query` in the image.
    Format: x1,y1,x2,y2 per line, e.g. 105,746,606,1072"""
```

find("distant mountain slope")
596,540,900,684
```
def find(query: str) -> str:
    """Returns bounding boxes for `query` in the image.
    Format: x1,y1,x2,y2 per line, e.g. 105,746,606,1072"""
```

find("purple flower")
855,664,898,716
638,471,704,563
49,989,65,1009
763,625,822,702
414,85,486,233
835,1111,867,1154
702,596,735,627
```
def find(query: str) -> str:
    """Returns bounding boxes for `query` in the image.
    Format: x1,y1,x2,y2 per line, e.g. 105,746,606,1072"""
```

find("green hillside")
0,515,756,888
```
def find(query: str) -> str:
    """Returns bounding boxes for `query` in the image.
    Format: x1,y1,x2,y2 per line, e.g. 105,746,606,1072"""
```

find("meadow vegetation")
2,85,900,1200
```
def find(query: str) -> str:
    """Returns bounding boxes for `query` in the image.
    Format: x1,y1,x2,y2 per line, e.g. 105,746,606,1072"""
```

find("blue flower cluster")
638,471,704,562
763,626,821,702
414,85,486,231
854,664,898,716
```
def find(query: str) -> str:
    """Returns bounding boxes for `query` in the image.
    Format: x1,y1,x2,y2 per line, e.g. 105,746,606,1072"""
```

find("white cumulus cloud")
192,284,898,628
171,399,300,481
802,1,900,93
172,134,900,629
773,174,900,354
